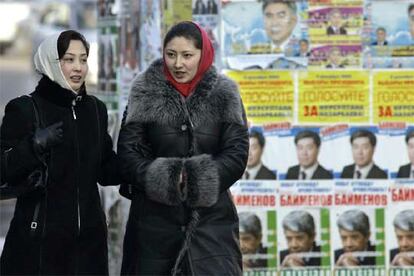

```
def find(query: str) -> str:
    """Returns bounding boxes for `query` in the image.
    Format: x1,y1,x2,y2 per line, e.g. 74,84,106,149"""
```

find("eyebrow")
64,53,88,57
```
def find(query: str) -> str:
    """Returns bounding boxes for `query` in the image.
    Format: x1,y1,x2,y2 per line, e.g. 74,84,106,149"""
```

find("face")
339,229,370,252
240,232,261,254
395,228,414,252
164,36,201,83
299,41,309,53
60,40,88,92
263,3,297,45
328,49,341,65
284,230,315,253
296,137,319,168
351,137,375,167
247,137,263,168
376,29,386,43
408,137,414,165
410,8,414,37
330,11,342,28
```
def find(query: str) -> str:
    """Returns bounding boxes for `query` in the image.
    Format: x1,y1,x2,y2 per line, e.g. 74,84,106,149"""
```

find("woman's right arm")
117,110,183,206
1,97,43,184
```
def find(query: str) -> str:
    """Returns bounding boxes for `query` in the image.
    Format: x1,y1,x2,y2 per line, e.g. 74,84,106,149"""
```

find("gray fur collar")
126,59,244,126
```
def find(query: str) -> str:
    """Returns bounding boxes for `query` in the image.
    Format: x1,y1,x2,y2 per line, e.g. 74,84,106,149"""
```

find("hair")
294,130,321,148
163,21,202,50
409,4,414,14
249,129,265,148
337,209,370,237
261,0,297,14
393,210,414,231
239,212,262,239
376,27,386,33
406,129,414,144
350,129,377,147
299,38,309,45
57,30,90,59
282,210,315,237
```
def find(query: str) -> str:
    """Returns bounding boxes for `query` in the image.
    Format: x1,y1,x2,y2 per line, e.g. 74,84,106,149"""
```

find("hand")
336,253,359,267
281,254,305,267
391,252,414,267
33,121,64,154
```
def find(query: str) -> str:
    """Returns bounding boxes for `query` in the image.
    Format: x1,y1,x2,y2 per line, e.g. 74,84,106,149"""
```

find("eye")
184,53,193,58
81,58,88,64
64,57,74,62
166,52,175,58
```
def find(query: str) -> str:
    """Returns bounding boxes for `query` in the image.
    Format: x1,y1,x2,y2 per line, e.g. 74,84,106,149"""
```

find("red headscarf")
163,21,215,97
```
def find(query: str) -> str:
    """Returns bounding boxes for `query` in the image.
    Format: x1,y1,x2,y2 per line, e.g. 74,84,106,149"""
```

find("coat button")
181,124,187,131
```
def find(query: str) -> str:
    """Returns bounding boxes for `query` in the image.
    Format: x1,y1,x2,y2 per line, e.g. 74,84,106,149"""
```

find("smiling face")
339,229,370,253
376,29,386,43
164,36,202,83
395,228,414,252
263,3,297,46
59,40,88,92
247,137,263,168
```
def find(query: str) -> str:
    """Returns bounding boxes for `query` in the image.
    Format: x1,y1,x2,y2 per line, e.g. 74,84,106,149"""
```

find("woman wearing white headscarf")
0,30,120,275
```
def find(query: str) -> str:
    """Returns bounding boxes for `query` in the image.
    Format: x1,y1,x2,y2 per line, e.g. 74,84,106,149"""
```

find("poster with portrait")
140,0,162,71
388,180,414,274
319,125,389,180
363,0,414,69
332,180,388,275
231,180,278,274
193,0,221,66
162,0,192,37
307,1,364,69
221,0,308,70
278,181,333,274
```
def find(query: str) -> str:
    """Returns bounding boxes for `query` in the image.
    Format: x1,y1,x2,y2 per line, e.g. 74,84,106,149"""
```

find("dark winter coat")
0,76,120,275
118,59,249,275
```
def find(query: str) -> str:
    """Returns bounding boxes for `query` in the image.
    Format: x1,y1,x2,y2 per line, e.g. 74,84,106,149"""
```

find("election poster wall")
231,181,278,274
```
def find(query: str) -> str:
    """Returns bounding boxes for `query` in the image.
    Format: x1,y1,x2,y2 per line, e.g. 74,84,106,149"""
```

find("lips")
174,71,186,78
70,76,82,82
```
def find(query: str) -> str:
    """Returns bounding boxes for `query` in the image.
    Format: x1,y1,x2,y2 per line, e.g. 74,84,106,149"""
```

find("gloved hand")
33,121,64,154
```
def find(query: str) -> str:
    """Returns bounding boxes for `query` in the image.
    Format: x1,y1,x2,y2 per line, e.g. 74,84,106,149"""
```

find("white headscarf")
34,33,76,93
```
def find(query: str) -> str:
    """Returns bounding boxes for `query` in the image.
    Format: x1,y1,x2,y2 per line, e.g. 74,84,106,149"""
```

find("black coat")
326,26,347,35
286,164,333,180
340,164,388,179
397,163,412,178
255,165,277,180
118,59,249,275
0,76,120,275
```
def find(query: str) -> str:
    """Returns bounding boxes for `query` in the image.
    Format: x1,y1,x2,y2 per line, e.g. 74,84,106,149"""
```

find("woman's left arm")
184,100,249,208
96,100,121,186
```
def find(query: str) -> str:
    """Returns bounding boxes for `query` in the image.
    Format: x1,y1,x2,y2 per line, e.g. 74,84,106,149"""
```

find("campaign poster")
221,0,308,70
388,180,414,275
298,71,370,124
225,70,295,124
278,181,333,275
364,0,414,68
373,71,414,124
162,0,192,37
231,181,278,275
193,0,221,66
319,125,389,180
307,1,363,68
332,180,388,276
384,124,414,179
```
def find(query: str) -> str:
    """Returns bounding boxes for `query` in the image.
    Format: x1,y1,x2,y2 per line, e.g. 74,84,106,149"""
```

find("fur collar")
126,59,244,126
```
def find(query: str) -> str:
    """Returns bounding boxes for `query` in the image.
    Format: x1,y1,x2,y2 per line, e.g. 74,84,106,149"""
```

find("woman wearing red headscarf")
118,21,249,275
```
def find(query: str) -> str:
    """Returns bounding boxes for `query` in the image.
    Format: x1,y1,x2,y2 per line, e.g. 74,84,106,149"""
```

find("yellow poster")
225,70,294,124
162,0,192,37
373,71,414,123
298,71,369,123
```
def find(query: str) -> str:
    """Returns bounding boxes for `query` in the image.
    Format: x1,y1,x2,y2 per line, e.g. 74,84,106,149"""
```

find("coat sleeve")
184,100,249,208
1,97,43,184
96,100,122,186
117,108,183,206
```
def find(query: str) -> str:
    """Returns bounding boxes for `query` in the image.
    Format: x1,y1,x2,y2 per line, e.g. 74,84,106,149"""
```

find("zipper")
72,99,81,274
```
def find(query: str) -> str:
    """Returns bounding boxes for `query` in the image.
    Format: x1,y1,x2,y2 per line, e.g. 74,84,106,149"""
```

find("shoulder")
4,95,34,118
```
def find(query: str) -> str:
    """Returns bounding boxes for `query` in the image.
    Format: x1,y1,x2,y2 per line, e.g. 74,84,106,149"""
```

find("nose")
73,60,82,71
174,56,183,68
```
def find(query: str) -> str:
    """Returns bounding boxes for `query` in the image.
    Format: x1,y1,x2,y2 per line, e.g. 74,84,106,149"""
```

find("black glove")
33,121,64,154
